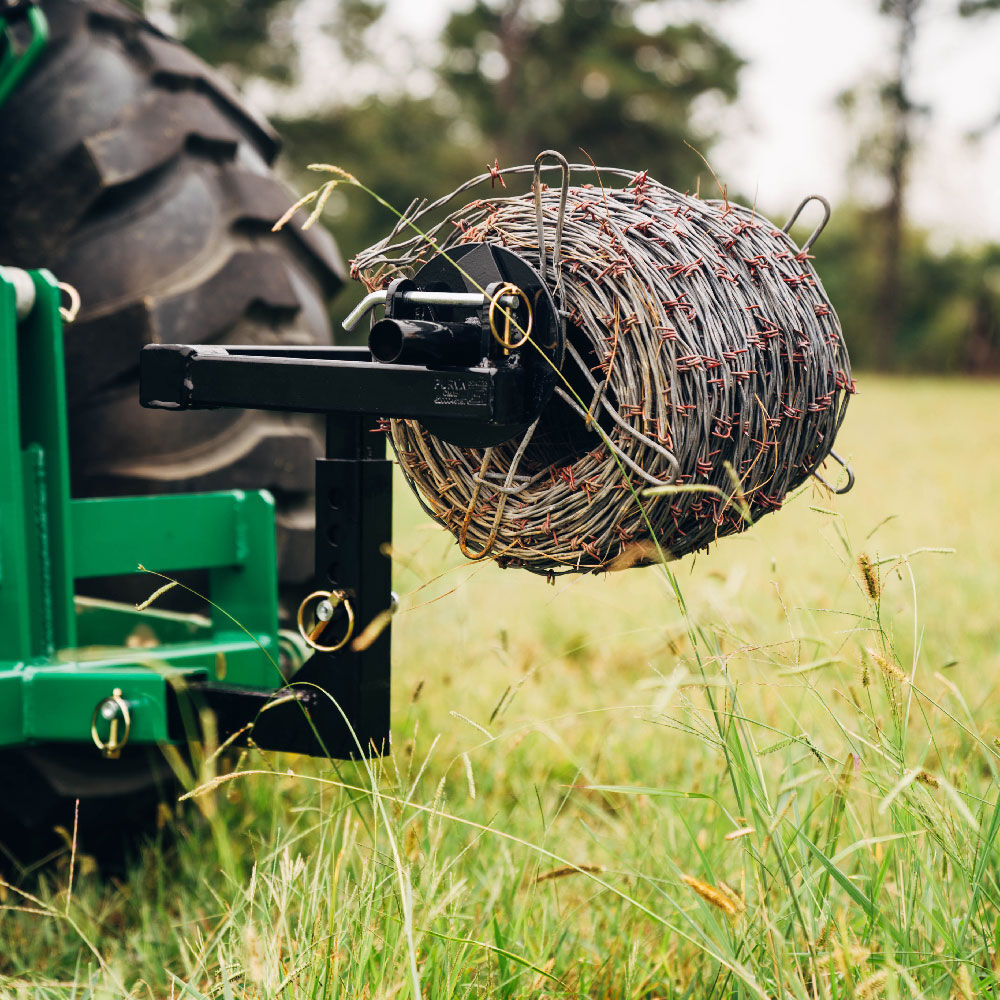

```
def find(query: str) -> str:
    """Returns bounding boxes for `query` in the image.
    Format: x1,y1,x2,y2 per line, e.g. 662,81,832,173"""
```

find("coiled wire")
353,159,855,575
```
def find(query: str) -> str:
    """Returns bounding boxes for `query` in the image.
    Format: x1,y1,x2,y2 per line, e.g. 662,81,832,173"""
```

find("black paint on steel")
141,245,559,757
166,683,318,744
393,243,564,448
289,414,392,756
140,344,532,428
252,413,392,757
168,413,392,758
368,316,484,367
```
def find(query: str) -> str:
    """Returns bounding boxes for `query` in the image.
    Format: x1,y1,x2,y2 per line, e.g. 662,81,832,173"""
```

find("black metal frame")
165,411,393,758
141,345,533,427
144,244,557,759
144,340,534,758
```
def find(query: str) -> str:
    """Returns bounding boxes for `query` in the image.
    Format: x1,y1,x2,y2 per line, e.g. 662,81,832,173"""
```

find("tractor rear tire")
0,0,343,869
0,745,179,876
0,0,343,607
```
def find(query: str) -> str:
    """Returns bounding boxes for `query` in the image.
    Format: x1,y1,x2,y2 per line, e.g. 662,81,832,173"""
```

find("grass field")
3,375,1000,999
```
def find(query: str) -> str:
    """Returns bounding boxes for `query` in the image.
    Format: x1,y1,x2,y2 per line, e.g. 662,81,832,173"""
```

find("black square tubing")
139,343,532,427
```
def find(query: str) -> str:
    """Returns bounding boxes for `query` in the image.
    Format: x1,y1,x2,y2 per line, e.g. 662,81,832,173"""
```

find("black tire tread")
0,0,345,863
0,0,344,596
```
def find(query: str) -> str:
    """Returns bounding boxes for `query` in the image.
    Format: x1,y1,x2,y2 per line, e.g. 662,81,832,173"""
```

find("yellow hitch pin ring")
297,589,355,653
488,283,533,351
91,687,131,759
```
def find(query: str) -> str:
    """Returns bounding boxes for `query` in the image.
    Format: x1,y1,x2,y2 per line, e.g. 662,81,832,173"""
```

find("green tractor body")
0,267,281,756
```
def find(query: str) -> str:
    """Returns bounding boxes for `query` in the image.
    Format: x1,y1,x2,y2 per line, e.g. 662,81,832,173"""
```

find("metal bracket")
812,449,855,495
164,414,393,759
782,195,831,253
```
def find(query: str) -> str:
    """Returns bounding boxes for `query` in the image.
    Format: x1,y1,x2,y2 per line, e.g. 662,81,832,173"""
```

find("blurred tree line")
139,0,999,372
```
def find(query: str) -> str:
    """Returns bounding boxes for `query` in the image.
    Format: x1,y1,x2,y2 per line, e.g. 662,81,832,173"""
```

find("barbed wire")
354,159,855,576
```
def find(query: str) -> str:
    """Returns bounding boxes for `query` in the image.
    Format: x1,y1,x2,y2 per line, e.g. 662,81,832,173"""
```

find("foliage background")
139,0,1000,373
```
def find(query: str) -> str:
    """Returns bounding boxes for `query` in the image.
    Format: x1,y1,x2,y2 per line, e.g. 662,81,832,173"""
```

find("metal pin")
342,289,517,332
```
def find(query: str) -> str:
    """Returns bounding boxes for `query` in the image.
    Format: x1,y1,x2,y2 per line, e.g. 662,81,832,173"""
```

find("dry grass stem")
857,553,880,600
535,864,606,884
681,875,741,918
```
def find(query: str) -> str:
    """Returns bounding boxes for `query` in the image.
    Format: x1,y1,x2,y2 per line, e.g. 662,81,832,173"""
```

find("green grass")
4,375,1000,998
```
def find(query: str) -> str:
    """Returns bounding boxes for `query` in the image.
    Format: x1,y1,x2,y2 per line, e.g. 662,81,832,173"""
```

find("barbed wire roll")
353,160,855,576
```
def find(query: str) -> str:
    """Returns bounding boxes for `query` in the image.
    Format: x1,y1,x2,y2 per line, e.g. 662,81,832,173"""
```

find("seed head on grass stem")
681,874,742,919
857,553,880,601
866,646,908,686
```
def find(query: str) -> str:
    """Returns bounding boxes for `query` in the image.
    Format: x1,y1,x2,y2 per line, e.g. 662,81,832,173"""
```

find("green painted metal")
0,269,282,750
0,5,48,109
0,275,45,663
73,493,260,578
70,490,280,688
20,666,175,745
0,634,277,748
1,271,77,660
24,271,79,653
205,489,282,688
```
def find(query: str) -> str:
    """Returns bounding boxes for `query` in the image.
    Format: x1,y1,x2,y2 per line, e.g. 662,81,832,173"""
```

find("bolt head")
100,700,119,721
316,599,334,622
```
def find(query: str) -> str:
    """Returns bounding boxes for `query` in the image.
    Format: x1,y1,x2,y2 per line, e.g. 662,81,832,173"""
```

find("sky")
703,0,1000,248
244,0,1000,248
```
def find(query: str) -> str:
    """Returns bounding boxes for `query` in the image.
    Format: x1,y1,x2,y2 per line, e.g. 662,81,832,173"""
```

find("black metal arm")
140,344,534,429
